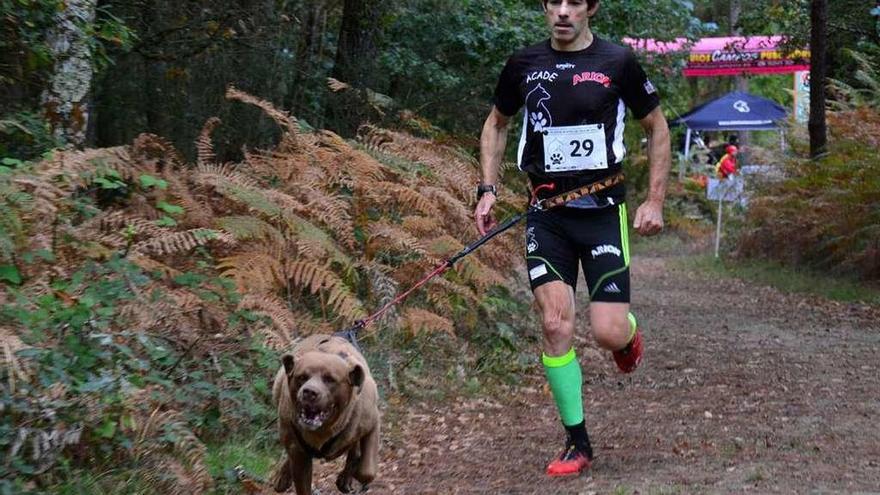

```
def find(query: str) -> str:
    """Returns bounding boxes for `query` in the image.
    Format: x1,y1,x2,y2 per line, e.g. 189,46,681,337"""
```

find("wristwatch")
476,184,497,200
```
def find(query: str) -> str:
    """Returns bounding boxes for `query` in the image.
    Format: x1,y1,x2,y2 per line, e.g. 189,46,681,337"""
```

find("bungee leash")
334,173,625,347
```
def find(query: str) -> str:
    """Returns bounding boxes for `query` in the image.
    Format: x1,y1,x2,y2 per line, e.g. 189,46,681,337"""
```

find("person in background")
715,144,738,179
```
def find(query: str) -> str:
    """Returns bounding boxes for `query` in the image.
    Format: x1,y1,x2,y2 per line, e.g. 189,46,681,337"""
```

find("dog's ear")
349,364,365,390
281,353,296,376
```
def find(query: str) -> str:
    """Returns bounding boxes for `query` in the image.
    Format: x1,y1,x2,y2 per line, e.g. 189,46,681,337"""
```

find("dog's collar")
294,427,345,459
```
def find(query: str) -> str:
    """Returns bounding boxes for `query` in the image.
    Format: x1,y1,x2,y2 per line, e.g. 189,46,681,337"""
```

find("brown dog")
272,334,379,494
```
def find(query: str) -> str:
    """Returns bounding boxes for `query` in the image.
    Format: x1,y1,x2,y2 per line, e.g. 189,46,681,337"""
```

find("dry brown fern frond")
400,215,443,238
400,308,454,337
192,163,260,190
284,260,364,321
420,186,472,232
37,146,149,192
163,171,214,228
132,229,235,257
83,214,175,247
238,294,296,347
457,255,507,289
12,175,62,219
362,262,399,324
285,187,355,248
127,253,183,279
425,235,506,289
367,222,429,259
364,181,438,217
356,124,395,152
226,86,299,151
2,326,29,394
477,234,524,272
136,410,213,494
244,149,311,183
428,276,478,305
196,117,221,167
131,133,186,171
217,251,285,294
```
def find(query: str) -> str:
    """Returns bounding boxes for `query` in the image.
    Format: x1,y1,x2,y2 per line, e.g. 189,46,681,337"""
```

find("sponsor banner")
624,36,810,77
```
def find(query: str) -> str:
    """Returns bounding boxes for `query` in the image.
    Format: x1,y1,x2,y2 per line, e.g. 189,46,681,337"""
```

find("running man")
473,0,671,476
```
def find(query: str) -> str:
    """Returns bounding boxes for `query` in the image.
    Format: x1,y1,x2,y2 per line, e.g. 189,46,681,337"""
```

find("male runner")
473,0,671,476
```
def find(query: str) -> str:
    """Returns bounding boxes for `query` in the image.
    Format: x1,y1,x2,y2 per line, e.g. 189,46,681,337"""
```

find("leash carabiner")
530,183,556,211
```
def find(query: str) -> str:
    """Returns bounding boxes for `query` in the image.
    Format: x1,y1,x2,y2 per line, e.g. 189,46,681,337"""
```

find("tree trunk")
332,0,385,89
809,0,828,158
41,0,98,149
326,0,387,135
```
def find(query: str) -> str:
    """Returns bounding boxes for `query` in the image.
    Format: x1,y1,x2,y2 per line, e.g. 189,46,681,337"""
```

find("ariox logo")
733,100,751,113
591,244,621,258
573,71,611,87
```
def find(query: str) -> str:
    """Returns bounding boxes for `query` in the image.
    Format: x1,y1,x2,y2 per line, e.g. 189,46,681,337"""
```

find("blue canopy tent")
672,91,788,177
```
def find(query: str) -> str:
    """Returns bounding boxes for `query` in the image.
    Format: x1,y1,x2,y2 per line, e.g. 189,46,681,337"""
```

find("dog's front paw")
336,475,353,493
271,456,293,492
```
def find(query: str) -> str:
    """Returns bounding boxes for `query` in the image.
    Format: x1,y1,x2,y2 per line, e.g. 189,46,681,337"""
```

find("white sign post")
707,177,745,258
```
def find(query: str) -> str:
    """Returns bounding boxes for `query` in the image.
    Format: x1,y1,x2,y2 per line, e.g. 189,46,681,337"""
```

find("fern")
37,146,149,192
283,212,354,269
401,215,442,237
164,171,214,228
193,162,260,190
131,133,186,171
218,251,284,293
284,259,364,320
368,222,429,259
216,216,284,243
133,229,235,257
226,86,300,150
400,308,455,337
196,117,221,167
238,293,296,347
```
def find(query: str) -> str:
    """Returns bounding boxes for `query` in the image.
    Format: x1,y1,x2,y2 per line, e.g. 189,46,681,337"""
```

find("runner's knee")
591,310,629,350
542,306,574,344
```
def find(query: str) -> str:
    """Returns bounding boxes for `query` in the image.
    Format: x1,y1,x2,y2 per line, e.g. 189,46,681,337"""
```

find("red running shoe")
613,328,643,373
546,441,592,477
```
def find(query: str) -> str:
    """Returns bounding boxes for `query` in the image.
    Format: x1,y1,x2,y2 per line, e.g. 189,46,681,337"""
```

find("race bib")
541,124,607,172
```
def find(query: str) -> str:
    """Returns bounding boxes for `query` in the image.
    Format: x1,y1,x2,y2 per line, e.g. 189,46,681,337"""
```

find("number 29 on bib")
541,124,607,173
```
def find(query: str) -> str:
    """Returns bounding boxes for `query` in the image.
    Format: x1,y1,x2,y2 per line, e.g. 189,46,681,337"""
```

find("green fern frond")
216,216,284,243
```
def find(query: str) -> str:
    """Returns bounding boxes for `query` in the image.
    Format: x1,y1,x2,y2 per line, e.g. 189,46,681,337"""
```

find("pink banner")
624,36,810,77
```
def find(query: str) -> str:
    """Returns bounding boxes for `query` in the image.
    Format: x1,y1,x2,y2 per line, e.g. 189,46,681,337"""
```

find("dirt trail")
306,252,880,494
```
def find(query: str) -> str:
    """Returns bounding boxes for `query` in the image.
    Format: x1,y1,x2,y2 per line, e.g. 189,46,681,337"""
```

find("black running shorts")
525,204,631,303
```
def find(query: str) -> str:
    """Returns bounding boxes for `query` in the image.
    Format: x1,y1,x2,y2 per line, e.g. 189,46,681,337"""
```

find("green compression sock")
542,348,584,427
627,312,638,342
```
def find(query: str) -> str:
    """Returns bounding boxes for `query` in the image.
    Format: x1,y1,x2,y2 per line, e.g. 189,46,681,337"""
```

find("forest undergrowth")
0,88,535,494
736,55,880,283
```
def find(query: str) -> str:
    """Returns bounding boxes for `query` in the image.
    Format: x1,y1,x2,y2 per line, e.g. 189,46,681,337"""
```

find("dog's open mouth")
298,404,333,430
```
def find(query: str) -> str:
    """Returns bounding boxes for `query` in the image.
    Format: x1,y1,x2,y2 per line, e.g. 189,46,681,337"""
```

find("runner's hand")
633,199,664,236
474,193,497,235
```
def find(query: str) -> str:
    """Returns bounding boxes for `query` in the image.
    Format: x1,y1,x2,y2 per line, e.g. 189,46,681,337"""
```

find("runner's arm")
474,106,510,235
480,106,510,188
633,106,671,236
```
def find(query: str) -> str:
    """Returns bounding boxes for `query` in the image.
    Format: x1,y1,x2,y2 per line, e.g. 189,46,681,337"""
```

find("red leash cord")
335,182,556,345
